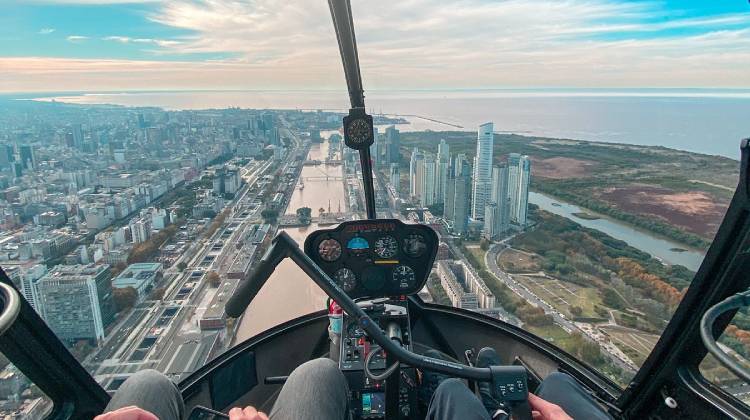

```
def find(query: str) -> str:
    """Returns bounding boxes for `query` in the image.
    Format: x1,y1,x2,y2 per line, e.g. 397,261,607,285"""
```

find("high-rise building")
129,219,151,244
0,144,13,169
472,123,494,220
19,145,35,170
435,140,450,203
444,161,456,222
486,164,511,235
261,112,274,131
370,127,384,165
385,125,400,164
507,154,531,226
483,203,500,239
409,148,423,197
36,264,115,344
71,124,84,150
389,163,400,193
419,155,437,206
446,157,472,235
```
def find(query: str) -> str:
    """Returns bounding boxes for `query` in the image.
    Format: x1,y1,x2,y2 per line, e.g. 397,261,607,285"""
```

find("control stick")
225,231,531,419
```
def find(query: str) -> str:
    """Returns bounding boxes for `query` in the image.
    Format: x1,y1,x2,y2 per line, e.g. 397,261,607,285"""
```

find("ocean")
32,89,750,159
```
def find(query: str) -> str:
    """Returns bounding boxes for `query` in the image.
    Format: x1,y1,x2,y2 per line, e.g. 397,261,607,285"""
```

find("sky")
1,0,749,93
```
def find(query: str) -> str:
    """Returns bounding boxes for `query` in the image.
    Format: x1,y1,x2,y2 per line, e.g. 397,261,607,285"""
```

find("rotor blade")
328,0,365,109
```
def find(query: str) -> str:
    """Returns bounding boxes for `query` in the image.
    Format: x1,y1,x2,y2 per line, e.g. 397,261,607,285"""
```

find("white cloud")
66,35,89,42
23,0,159,4
104,35,131,43
103,35,182,47
38,28,55,35
5,0,750,90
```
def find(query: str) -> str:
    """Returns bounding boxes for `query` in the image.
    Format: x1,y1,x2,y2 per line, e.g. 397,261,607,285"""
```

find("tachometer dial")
334,268,357,292
402,233,427,258
392,265,416,290
374,235,398,259
318,238,342,262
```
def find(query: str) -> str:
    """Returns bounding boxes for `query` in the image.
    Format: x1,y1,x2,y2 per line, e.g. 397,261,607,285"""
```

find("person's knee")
289,358,345,387
433,378,466,399
120,369,178,394
294,358,339,376
538,372,576,394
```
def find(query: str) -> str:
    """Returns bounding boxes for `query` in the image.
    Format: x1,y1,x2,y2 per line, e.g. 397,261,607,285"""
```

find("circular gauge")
318,238,342,262
393,265,416,290
334,267,357,293
346,118,372,145
374,235,398,259
346,236,370,256
361,266,387,291
402,233,427,258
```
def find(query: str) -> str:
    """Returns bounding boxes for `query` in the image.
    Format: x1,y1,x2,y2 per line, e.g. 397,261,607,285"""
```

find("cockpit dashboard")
304,219,438,299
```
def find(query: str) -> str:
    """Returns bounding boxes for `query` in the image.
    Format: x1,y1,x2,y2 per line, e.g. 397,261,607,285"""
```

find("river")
234,139,346,342
528,192,706,271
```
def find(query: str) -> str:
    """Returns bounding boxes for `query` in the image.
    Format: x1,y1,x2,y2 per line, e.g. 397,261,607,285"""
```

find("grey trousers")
105,361,610,420
104,359,348,420
426,372,612,420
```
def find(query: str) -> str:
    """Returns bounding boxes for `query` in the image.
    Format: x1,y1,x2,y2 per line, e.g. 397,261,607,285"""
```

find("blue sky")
2,0,749,92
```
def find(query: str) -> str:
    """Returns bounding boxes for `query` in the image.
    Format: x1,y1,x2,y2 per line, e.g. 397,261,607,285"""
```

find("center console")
339,298,417,419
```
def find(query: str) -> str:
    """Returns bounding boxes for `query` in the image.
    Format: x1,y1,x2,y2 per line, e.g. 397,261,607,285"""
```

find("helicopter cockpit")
2,0,750,419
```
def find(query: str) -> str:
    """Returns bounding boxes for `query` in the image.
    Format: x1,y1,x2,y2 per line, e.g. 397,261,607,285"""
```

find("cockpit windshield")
2,0,750,417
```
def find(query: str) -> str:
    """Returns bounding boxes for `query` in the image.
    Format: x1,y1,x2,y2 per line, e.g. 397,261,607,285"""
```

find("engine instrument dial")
318,238,342,262
392,265,416,290
402,233,427,258
334,267,357,292
373,235,398,259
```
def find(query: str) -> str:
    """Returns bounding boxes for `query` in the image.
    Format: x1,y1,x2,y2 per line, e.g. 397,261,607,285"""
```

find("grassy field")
528,324,576,350
600,326,660,366
497,248,542,273
516,275,602,319
464,245,486,268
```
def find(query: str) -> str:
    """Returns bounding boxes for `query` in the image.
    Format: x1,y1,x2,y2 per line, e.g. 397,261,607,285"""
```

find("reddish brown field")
596,185,730,239
531,157,596,179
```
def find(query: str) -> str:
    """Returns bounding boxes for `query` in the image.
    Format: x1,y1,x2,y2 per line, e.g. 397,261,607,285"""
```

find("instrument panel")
304,219,438,299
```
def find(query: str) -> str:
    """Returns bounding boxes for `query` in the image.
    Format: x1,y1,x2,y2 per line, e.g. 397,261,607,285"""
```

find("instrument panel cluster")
304,219,438,299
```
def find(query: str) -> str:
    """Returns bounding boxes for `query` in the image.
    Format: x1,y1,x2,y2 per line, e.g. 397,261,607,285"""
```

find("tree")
480,238,491,251
207,271,222,287
71,340,93,359
296,207,312,225
261,208,280,223
570,306,583,317
150,287,165,301
177,262,187,272
113,287,138,312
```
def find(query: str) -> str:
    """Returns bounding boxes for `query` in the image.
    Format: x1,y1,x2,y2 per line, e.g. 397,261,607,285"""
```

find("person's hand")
528,393,573,420
94,406,158,420
228,406,269,420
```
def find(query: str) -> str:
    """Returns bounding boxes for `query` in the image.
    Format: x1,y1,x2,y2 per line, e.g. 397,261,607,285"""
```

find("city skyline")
3,1,750,92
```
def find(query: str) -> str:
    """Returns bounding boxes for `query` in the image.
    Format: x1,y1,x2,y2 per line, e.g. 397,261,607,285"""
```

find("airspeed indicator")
374,235,398,259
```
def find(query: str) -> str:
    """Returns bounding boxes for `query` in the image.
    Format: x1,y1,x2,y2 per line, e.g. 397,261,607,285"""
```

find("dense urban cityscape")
0,98,743,416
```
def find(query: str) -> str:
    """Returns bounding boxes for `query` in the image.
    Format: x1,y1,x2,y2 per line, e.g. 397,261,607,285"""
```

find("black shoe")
476,347,511,418
417,349,453,410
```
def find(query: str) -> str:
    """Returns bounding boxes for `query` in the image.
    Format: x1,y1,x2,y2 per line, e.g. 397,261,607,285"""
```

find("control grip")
225,236,287,318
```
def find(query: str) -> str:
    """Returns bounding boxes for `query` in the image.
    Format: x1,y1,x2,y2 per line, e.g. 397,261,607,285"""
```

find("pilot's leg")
535,372,612,420
426,378,490,420
269,358,350,420
103,369,185,420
